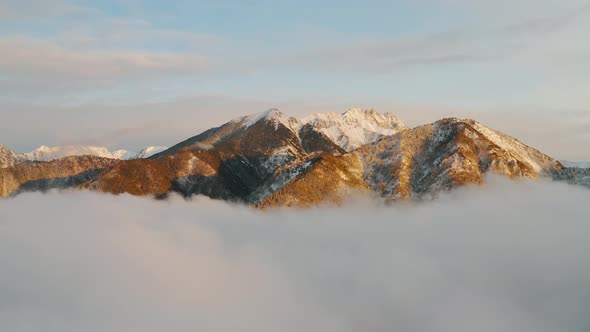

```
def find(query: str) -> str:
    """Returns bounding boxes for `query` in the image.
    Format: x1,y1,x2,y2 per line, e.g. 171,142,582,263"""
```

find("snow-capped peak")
14,145,169,162
231,108,280,124
302,108,406,151
234,108,302,132
226,108,407,152
342,108,405,128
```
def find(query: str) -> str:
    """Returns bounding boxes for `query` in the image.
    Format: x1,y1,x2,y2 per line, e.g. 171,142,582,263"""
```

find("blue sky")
0,0,589,159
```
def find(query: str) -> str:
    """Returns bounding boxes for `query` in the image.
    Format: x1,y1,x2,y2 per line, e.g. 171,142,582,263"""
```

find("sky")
1,179,590,331
1,0,589,159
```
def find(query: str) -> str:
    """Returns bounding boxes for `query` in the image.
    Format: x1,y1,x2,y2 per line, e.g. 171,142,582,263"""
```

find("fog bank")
1,179,589,332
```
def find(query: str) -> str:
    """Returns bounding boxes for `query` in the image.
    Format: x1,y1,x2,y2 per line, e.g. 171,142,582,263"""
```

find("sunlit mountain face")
1,109,587,205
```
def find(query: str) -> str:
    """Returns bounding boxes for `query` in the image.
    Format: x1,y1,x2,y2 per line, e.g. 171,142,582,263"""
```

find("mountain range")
1,108,588,206
0,144,167,168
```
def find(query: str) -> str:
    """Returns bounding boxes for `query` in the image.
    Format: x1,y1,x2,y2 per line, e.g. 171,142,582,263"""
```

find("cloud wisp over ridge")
1,179,589,332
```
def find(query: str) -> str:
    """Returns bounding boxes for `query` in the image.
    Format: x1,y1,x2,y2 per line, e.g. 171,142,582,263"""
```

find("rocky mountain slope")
0,145,20,169
256,118,562,207
0,109,582,205
549,167,590,189
0,156,118,197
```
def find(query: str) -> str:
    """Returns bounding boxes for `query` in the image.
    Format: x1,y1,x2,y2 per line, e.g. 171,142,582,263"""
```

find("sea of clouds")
1,178,589,332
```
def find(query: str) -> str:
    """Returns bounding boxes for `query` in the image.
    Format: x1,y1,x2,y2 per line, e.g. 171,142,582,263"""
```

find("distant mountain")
22,145,130,162
560,161,590,168
1,145,170,165
0,109,585,205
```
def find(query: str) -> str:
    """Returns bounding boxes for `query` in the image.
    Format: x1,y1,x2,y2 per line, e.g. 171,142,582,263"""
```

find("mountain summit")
0,109,583,206
0,145,19,169
302,108,406,151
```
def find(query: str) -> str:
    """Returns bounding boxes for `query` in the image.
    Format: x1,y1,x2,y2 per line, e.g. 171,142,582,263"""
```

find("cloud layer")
1,179,589,332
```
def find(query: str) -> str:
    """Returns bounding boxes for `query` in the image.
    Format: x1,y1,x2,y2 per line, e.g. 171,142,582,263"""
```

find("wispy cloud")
3,0,587,83
0,0,100,19
504,2,590,35
1,0,587,85
251,3,590,74
0,38,212,79
253,30,487,72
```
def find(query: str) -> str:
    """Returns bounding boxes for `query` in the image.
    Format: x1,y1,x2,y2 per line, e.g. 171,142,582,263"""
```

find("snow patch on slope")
470,122,546,172
112,150,135,159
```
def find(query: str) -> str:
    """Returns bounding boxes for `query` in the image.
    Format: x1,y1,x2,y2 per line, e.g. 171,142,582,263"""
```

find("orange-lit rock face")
256,153,369,208
357,119,561,201
85,150,221,197
0,156,119,197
